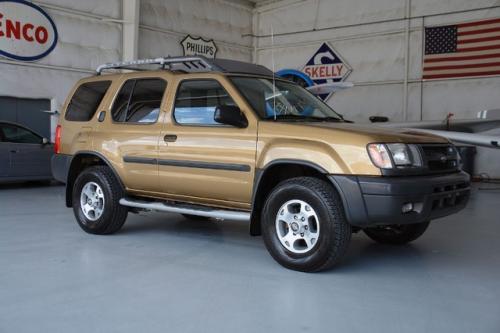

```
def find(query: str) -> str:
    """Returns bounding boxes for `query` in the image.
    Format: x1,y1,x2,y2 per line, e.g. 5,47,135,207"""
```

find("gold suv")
52,56,470,272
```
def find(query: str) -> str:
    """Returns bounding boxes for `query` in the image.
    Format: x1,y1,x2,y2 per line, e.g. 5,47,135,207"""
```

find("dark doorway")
0,97,51,139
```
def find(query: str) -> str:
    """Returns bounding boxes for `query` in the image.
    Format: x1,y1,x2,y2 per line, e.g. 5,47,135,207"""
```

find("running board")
119,198,250,221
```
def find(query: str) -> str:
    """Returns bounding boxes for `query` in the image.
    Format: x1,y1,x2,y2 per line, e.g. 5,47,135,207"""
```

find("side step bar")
119,198,250,221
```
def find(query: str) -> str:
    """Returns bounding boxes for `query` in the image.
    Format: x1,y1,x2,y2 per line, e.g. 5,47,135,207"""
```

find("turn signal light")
367,144,392,169
54,124,61,154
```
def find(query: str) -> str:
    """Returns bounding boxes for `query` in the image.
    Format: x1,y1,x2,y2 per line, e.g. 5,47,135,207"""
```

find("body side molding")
123,156,251,172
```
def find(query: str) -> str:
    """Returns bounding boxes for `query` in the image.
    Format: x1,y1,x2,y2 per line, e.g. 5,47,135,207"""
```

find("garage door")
0,97,51,139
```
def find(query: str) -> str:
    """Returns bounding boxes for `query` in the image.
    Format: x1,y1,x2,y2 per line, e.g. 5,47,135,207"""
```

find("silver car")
0,121,53,183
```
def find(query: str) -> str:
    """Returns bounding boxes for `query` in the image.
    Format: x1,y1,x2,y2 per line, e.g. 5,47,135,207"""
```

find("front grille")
420,144,460,174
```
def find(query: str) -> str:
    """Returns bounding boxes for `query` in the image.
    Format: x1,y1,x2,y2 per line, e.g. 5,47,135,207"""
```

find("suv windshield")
230,76,343,122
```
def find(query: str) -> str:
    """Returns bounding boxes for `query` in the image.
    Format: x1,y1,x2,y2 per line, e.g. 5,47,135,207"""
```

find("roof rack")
96,56,222,75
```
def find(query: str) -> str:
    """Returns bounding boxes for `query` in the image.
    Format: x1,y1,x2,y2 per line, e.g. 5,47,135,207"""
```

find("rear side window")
111,78,167,123
65,81,111,121
1,124,42,144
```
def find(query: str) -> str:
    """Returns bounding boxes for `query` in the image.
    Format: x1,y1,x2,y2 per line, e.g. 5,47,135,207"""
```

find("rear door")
0,123,52,178
95,74,169,193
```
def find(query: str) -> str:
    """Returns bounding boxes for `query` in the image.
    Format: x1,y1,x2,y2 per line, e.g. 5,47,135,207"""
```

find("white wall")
256,0,500,121
138,0,253,61
0,0,254,108
0,0,123,100
254,0,500,178
0,0,123,138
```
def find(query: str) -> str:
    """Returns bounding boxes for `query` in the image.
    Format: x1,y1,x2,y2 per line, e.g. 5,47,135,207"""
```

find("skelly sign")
181,35,217,59
277,42,352,101
0,0,58,61
302,43,352,100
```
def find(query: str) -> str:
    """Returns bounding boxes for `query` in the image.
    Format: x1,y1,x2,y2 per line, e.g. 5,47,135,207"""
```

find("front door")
0,141,10,177
158,77,258,209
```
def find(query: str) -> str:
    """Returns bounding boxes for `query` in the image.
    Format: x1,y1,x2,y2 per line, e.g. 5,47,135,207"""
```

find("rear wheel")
72,166,128,235
363,221,430,245
261,177,351,272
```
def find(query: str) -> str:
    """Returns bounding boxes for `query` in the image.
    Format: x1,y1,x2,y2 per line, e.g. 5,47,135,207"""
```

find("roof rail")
96,56,222,75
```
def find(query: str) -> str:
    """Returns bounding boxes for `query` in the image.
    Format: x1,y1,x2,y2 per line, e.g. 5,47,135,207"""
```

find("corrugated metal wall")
138,0,253,61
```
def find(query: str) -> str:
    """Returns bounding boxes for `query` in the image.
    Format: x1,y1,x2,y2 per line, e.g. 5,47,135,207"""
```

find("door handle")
164,134,177,142
98,111,106,122
10,150,19,153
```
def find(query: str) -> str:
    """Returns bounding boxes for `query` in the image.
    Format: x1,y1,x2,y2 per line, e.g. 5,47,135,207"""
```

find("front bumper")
329,171,470,227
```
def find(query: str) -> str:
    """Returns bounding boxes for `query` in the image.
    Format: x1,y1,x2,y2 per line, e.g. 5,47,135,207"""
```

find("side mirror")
369,116,389,123
42,137,49,145
214,105,248,128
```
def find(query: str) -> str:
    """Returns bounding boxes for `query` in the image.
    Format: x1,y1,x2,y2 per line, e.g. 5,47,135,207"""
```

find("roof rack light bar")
96,56,220,74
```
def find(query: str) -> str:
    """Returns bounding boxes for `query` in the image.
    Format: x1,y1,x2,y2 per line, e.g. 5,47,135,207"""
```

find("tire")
261,177,351,272
182,214,211,221
72,166,128,235
363,221,430,245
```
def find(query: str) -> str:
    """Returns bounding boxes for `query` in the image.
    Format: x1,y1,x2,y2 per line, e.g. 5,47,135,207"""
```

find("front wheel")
261,177,351,272
72,166,128,235
363,221,430,245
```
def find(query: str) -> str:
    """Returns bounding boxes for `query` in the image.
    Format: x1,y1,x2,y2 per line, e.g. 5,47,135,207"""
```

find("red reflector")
54,124,61,154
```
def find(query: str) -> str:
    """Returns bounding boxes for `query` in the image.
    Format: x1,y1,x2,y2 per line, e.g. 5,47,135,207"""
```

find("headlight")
367,143,423,169
387,143,411,166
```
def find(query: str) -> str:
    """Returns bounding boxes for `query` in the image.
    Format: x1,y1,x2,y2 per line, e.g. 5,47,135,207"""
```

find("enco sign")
0,0,58,61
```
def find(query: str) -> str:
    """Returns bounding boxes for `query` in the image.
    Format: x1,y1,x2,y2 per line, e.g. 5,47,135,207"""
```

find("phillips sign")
302,42,352,100
0,0,58,61
181,35,217,59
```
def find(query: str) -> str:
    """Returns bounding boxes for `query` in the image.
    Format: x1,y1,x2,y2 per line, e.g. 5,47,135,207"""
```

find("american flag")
423,17,500,80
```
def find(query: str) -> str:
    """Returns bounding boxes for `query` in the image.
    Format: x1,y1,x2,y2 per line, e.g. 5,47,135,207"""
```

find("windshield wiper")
267,115,323,122
319,116,343,122
267,115,343,122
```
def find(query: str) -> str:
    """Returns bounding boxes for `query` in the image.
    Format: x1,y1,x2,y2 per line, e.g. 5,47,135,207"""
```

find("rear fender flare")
65,151,124,207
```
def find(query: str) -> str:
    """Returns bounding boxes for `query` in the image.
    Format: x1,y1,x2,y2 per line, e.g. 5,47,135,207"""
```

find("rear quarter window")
65,81,112,121
111,78,167,124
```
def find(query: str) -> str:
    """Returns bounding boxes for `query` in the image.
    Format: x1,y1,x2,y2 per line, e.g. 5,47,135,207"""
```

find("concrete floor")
0,183,499,333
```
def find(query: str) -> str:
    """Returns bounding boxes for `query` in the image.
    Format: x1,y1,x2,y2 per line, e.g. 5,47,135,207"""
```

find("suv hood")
297,122,449,144
257,121,450,175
